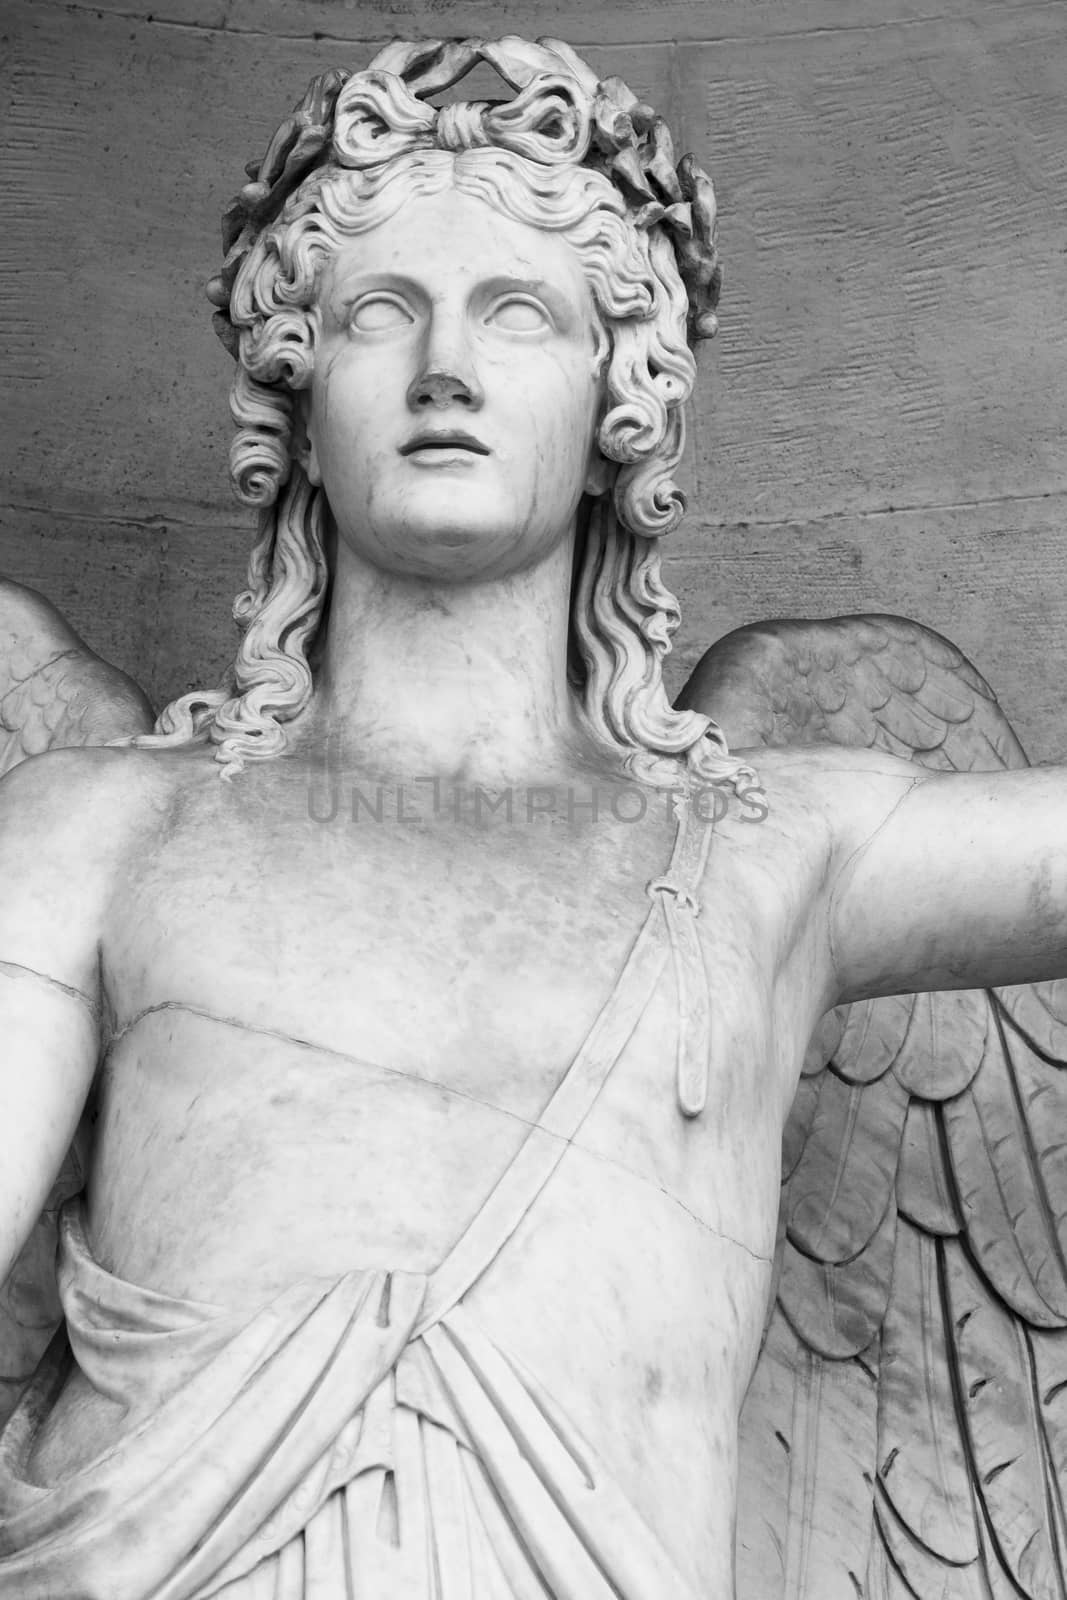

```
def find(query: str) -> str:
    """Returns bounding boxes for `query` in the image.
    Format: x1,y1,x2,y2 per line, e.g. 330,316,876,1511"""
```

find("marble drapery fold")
0,1204,699,1599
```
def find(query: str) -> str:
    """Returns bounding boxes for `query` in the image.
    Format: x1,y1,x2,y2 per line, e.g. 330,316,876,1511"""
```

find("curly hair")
140,38,753,791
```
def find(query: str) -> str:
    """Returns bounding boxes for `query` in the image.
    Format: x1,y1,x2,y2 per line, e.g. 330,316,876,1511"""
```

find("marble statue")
1,34,1066,1600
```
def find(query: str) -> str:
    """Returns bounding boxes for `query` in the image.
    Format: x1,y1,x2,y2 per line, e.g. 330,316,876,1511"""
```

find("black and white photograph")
1,3,1067,1595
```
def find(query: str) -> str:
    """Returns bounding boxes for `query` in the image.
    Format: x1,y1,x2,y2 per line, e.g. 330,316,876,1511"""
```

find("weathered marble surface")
3,1,1067,754
1,31,1067,1600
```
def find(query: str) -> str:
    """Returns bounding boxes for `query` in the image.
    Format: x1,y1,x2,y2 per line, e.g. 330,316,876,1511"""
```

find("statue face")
304,184,608,583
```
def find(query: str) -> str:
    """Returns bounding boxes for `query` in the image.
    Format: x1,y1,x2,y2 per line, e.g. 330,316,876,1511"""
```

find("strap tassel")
647,876,712,1117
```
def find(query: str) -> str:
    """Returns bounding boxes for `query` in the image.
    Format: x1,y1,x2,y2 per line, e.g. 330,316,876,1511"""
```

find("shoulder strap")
415,796,714,1336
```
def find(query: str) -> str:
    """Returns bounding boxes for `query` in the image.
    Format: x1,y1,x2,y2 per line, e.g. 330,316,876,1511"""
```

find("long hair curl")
142,43,751,792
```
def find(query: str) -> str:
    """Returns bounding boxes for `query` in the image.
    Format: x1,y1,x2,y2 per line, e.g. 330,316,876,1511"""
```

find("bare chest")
93,787,816,1290
106,795,714,1109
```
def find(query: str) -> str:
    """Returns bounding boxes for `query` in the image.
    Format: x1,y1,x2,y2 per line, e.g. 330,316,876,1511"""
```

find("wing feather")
684,611,1065,1597
1026,1324,1067,1551
943,1018,1067,1327
835,651,893,714
873,690,954,755
802,1005,849,1078
897,1101,961,1238
863,1534,917,1600
833,995,917,1088
808,665,850,715
942,1240,1067,1599
906,674,984,728
828,699,883,748
877,1222,979,1566
872,1487,988,1600
736,1306,878,1598
876,634,927,695
779,1197,898,1360
975,1509,1033,1600
788,1070,910,1265
895,991,989,1101
996,981,1067,1063
1001,1027,1067,1290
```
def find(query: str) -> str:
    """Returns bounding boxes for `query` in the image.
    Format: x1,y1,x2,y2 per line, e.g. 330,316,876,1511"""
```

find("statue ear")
584,448,613,497
292,395,323,487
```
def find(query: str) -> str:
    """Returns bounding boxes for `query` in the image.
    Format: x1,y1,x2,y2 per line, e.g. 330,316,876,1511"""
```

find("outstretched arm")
826,752,1067,1002
0,753,110,1285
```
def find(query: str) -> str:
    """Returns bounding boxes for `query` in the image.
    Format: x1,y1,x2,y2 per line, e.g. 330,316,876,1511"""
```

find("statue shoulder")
0,745,211,1003
705,743,933,961
0,743,206,883
736,742,929,849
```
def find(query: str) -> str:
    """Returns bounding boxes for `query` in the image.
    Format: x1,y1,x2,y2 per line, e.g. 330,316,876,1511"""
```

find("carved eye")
350,294,414,332
487,297,551,333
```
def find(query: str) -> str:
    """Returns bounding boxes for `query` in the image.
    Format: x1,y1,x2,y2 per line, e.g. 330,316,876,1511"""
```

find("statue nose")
408,368,482,410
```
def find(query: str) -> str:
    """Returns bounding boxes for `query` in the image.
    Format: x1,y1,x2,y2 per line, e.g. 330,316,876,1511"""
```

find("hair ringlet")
141,37,747,795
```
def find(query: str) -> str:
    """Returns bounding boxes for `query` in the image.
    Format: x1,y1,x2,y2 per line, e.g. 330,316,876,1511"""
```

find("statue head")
149,37,749,790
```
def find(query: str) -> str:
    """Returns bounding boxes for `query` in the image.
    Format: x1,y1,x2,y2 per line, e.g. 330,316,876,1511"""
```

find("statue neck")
313,535,583,784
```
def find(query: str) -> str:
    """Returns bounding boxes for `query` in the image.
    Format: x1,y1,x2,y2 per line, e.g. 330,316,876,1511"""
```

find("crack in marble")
107,998,760,1250
0,958,99,1016
575,1137,774,1264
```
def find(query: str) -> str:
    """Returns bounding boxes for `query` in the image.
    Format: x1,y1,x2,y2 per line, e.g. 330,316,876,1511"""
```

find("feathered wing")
681,613,1067,1600
0,579,153,1427
0,579,153,771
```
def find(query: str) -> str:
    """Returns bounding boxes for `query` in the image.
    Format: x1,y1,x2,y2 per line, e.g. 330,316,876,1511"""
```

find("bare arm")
0,752,120,1285
1,970,98,1283
826,755,1067,1002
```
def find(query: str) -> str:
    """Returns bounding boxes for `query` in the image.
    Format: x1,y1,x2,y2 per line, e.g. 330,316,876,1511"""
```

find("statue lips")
399,429,491,468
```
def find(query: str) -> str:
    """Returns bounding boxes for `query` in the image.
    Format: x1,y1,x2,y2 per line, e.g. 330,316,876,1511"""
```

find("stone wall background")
2,0,1066,755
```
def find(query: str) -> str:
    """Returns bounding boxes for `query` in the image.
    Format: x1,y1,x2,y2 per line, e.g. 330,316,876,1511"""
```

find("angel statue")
3,33,1067,1600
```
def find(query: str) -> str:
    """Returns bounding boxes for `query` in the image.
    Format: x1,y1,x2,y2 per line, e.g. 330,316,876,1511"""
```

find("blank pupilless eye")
351,295,414,331
488,298,550,332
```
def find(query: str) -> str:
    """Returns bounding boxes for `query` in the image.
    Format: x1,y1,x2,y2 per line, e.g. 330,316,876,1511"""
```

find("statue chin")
331,510,577,586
